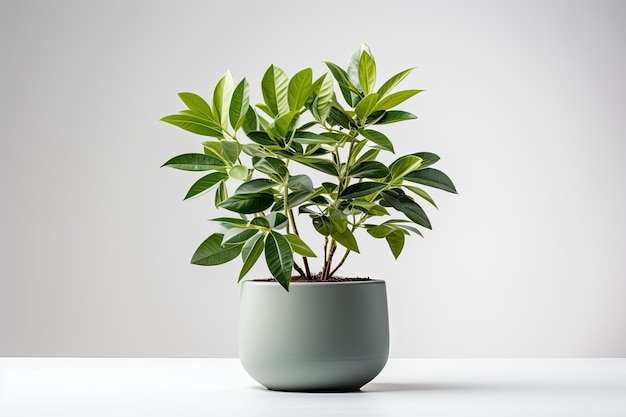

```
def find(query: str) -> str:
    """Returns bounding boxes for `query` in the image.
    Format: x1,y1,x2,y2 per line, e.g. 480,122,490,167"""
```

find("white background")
1,0,625,357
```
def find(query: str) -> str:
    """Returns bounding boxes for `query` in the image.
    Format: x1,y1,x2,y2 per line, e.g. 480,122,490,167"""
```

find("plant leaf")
376,68,414,97
348,161,389,178
403,168,457,193
212,71,235,129
221,140,240,165
229,165,249,180
269,110,299,139
354,93,379,121
160,114,223,138
359,129,394,153
313,73,334,123
235,178,277,194
178,92,213,118
288,68,313,111
161,154,226,171
265,231,294,291
284,234,316,257
331,228,359,253
386,230,405,259
375,110,417,125
266,212,288,229
404,185,438,208
219,193,275,214
292,131,338,145
324,61,360,106
389,155,423,180
288,174,314,192
229,78,250,131
222,228,259,245
191,233,243,266
312,215,332,236
252,156,288,178
238,232,265,281
340,182,386,199
184,172,229,200
358,51,376,95
292,157,338,176
381,191,431,229
247,131,278,146
373,89,423,112
411,152,440,169
262,64,290,117
347,43,371,93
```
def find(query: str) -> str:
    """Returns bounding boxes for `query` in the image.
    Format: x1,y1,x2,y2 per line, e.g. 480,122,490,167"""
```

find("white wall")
1,0,625,357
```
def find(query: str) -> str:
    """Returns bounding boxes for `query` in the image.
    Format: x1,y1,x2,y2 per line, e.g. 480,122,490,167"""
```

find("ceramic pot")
238,279,389,392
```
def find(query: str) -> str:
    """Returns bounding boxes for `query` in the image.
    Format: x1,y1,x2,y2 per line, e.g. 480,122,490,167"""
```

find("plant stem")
329,248,351,278
289,209,311,279
323,241,338,280
293,261,306,278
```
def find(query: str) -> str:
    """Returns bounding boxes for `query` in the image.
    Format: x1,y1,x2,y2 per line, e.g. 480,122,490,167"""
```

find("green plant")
161,44,456,291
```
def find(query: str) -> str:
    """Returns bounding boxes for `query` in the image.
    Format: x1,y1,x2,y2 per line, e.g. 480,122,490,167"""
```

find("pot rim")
241,278,385,286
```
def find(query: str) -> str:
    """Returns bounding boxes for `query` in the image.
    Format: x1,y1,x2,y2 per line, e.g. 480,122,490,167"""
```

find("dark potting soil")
253,276,371,283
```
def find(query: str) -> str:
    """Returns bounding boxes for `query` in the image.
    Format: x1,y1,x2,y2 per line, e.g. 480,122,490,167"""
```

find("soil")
254,275,371,283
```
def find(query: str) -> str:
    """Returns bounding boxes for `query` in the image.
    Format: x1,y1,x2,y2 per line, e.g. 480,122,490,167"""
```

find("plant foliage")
161,44,457,291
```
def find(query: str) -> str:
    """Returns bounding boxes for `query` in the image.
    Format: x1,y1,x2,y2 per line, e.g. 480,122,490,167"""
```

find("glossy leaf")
219,193,274,214
331,228,359,253
266,212,288,229
284,234,317,257
403,168,457,193
324,61,360,106
265,231,293,290
238,233,265,281
412,152,440,169
178,92,212,118
184,172,228,200
373,89,423,112
347,43,371,93
292,157,338,176
288,68,313,111
262,64,289,117
312,215,332,236
160,114,223,138
389,155,423,179
269,110,299,139
340,182,386,199
221,140,240,165
328,106,356,129
359,129,394,153
252,156,288,178
366,223,398,238
214,180,228,207
288,174,314,192
314,73,334,123
404,185,437,208
229,165,248,180
292,131,338,145
229,78,250,131
348,161,389,178
212,71,235,129
358,51,376,95
381,191,432,229
247,131,278,146
354,93,379,121
386,230,405,259
191,233,243,266
328,207,348,232
376,68,414,97
242,107,259,134
161,154,226,171
375,110,417,125
235,178,277,194
222,228,259,245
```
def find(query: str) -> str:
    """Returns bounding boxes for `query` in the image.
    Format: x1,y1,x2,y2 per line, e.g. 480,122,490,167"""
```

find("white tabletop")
1,358,625,417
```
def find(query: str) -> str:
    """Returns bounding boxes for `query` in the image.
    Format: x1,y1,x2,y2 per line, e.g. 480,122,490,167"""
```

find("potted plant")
161,44,456,392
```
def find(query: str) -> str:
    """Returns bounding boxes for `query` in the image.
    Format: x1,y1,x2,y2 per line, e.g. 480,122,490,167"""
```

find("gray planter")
238,279,389,392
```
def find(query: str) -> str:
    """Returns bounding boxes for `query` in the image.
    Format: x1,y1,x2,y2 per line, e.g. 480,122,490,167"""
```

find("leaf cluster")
161,44,456,290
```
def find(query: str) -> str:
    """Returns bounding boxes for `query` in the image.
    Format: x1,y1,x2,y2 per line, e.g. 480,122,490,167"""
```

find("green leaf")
178,92,213,118
324,61,361,106
288,68,313,111
292,157,338,176
161,154,226,171
313,73,334,123
312,215,332,236
229,165,248,180
373,89,423,112
328,207,348,232
219,193,275,214
211,217,248,227
359,129,394,153
375,110,417,125
235,178,277,194
214,180,228,207
242,107,259,134
404,185,438,208
389,155,423,180
403,168,457,193
283,190,317,210
252,156,288,178
376,68,414,98
331,228,359,253
358,51,376,95
366,223,397,238
202,141,226,162
412,152,440,169
265,231,294,291
222,228,259,245
212,71,235,129
340,182,386,199
269,110,299,139
347,43,371,93
284,234,316,257
328,106,356,129
160,114,223,138
381,191,431,229
255,102,276,118
221,140,240,165
239,233,265,281
292,131,338,145
262,64,289,117
191,233,242,266
229,78,250,131
266,212,288,229
184,172,229,200
247,131,278,146
348,161,389,178
351,200,389,216
288,174,314,192
354,93,379,121
356,148,380,163
386,230,405,259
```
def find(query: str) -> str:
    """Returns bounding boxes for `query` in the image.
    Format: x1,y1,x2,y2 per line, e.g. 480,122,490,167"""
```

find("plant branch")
329,248,351,278
293,261,306,278
289,209,311,279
